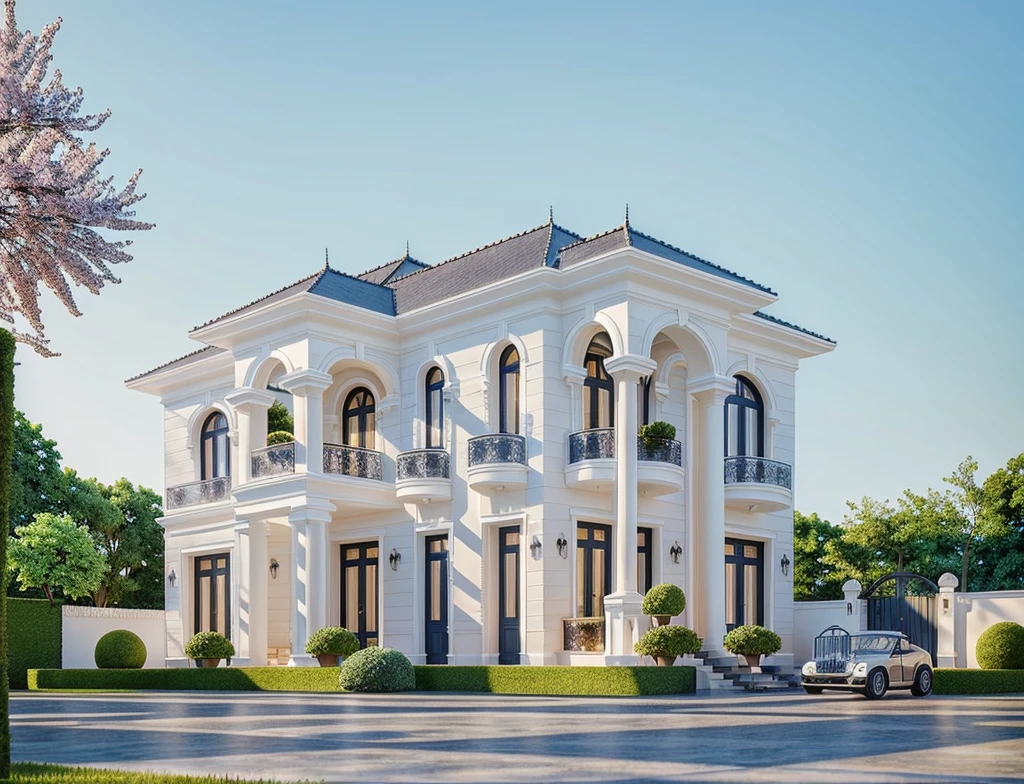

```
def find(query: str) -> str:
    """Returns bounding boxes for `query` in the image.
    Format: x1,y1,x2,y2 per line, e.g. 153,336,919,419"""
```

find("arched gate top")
858,572,939,599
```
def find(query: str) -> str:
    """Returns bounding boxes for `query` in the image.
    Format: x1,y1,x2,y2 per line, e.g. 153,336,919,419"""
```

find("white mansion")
128,214,834,668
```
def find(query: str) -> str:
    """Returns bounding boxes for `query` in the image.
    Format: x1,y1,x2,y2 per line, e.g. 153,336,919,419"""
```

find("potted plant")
638,421,676,461
635,625,703,666
305,626,360,667
642,583,685,626
184,631,235,668
723,624,782,670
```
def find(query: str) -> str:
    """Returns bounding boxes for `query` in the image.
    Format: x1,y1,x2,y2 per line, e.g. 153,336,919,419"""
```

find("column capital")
278,368,333,397
562,364,587,386
225,387,276,414
689,373,734,406
288,498,335,525
604,354,657,383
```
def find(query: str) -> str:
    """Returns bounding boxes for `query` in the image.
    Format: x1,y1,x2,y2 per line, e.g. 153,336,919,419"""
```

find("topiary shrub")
635,625,703,664
266,430,294,446
184,631,235,662
305,627,360,658
723,625,782,656
638,420,676,447
338,647,415,693
976,621,1024,670
642,583,686,619
94,629,147,669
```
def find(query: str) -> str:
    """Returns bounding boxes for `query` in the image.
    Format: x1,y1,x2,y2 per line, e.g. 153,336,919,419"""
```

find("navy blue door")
425,535,449,664
340,542,379,648
576,522,612,618
725,538,763,632
498,526,521,665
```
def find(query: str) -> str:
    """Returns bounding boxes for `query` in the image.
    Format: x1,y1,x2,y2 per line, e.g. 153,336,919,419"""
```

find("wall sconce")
846,602,853,616
942,596,950,615
529,535,542,559
669,541,682,564
556,534,568,559
389,548,401,571
269,558,279,579
780,553,790,576
167,569,176,588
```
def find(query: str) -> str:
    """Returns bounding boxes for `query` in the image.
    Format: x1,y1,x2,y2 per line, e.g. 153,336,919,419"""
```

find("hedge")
31,665,696,696
934,668,1024,695
8,598,61,689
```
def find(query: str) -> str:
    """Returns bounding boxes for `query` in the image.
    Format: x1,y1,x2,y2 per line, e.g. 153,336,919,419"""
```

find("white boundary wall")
949,589,1024,669
62,606,167,669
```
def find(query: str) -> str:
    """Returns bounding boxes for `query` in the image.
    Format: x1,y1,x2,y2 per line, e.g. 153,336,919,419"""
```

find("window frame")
425,367,445,449
724,376,765,457
583,334,614,430
342,387,376,449
200,412,231,481
498,345,520,434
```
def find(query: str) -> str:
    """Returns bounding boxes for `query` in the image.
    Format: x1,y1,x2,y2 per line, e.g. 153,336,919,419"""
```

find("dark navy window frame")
499,345,520,434
425,367,445,449
583,335,614,429
343,387,376,449
200,412,230,481
724,376,765,457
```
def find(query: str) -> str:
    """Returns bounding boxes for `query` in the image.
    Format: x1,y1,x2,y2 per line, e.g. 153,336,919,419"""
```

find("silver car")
801,628,933,699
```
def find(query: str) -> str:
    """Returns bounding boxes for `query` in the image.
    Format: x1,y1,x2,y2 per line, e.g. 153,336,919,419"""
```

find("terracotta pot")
317,654,340,667
197,658,220,668
652,615,672,627
655,655,677,667
741,653,762,669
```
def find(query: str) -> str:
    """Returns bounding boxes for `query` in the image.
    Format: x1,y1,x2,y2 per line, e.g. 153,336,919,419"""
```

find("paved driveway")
10,690,1024,783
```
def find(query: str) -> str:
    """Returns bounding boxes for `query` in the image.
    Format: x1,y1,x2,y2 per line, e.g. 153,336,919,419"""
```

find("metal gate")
859,572,938,664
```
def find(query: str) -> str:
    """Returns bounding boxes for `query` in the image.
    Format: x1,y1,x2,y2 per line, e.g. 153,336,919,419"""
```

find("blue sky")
13,1,1024,525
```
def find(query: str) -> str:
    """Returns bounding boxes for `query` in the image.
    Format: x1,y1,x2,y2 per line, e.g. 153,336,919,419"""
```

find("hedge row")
933,668,1024,695
30,665,696,696
9,598,61,689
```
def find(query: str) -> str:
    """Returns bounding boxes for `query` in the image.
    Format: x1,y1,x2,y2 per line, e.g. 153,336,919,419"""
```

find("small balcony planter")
642,583,686,627
723,624,782,670
562,617,606,652
184,631,234,668
635,625,703,666
305,626,360,667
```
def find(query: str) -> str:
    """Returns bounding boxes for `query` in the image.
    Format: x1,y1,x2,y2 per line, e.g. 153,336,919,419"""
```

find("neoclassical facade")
128,215,833,668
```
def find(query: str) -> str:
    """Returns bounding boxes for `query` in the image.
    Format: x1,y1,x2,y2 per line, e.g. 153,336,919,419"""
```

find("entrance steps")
690,650,799,692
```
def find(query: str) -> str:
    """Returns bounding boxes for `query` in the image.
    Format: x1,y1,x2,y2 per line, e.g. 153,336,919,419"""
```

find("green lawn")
1,762,319,783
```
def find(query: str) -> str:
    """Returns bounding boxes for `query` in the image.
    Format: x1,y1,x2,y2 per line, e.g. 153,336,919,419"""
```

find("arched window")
200,412,230,480
725,376,764,457
583,333,614,429
638,375,652,426
499,345,520,434
343,387,376,449
425,367,445,448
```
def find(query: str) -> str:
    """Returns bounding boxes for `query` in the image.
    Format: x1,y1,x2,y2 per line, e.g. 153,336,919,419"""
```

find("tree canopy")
7,513,106,603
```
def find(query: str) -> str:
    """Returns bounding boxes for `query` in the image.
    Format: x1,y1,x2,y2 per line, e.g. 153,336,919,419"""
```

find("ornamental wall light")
556,534,568,559
780,553,791,576
269,558,280,579
389,548,402,571
530,535,542,559
669,541,682,564
846,602,853,616
167,569,176,588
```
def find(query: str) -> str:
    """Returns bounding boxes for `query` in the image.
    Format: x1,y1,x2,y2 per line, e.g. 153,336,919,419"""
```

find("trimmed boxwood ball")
976,621,1024,670
266,430,294,446
305,627,360,658
94,629,147,669
723,625,782,656
642,583,685,617
339,647,415,693
184,631,235,660
635,625,703,658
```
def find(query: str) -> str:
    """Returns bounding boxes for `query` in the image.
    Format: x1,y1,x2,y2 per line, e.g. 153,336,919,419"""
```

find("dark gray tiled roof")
359,255,429,285
753,311,835,344
126,345,226,383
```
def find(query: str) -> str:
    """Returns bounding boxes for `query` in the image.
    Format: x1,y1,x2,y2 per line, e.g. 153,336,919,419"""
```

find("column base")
604,591,646,660
287,653,320,667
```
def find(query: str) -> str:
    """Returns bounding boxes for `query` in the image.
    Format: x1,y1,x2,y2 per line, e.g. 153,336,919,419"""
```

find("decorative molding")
62,606,166,620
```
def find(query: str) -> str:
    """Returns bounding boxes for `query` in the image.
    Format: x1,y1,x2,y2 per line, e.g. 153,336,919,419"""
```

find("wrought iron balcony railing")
165,476,230,510
724,456,792,490
396,449,450,481
251,442,295,479
323,443,384,481
468,433,527,467
567,428,615,464
637,437,683,466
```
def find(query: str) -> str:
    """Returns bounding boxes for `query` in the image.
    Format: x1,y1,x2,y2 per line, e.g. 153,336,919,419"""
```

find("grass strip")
2,761,318,783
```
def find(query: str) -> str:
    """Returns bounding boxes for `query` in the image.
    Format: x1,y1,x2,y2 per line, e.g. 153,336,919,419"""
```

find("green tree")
971,454,1024,591
9,410,64,534
0,331,13,772
793,511,846,600
944,457,1008,592
267,400,293,435
7,513,107,604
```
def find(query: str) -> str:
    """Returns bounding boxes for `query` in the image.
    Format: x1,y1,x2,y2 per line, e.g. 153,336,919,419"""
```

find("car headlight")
802,661,816,676
853,662,867,677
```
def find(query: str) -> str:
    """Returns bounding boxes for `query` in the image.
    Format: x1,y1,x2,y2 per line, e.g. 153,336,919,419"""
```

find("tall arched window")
425,367,445,448
583,333,614,429
725,376,764,457
343,387,376,449
200,412,230,480
499,345,520,434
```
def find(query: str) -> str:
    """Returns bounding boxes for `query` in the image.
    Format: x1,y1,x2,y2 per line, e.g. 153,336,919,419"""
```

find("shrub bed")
9,598,62,689
414,665,695,695
95,630,147,669
934,668,1024,695
30,667,343,692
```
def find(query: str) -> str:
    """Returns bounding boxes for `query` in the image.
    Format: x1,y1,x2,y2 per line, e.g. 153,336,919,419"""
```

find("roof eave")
732,312,836,359
125,347,232,395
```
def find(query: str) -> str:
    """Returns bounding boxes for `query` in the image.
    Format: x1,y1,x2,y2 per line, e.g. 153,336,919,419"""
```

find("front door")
195,552,230,639
576,522,612,617
425,534,449,664
637,527,653,596
725,538,763,631
498,526,521,665
341,542,379,648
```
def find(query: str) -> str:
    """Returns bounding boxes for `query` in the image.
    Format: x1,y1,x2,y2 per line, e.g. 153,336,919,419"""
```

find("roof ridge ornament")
405,240,410,259
549,205,554,224
324,247,331,270
623,203,632,246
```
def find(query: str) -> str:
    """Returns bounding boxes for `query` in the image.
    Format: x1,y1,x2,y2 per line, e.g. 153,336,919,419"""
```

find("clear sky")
13,1,1024,526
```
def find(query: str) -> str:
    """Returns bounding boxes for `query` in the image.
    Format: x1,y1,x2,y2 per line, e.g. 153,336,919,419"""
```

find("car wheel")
803,686,824,695
911,666,933,697
863,668,888,700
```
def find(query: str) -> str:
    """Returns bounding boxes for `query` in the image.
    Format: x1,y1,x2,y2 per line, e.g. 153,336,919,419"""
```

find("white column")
602,354,657,665
691,375,733,655
936,572,959,668
279,369,333,475
248,520,270,666
287,501,334,666
225,388,276,484
231,521,251,663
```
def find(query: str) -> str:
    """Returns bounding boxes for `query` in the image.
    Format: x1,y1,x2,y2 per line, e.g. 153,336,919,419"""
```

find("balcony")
637,437,685,497
396,449,451,503
565,429,685,495
467,434,528,493
251,442,295,479
165,476,230,511
724,455,793,513
323,443,384,482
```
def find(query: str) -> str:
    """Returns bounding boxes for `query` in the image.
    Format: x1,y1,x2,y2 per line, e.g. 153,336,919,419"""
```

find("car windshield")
850,634,898,654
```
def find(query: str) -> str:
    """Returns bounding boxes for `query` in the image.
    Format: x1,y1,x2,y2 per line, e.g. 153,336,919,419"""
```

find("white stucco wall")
955,590,1024,668
62,606,167,669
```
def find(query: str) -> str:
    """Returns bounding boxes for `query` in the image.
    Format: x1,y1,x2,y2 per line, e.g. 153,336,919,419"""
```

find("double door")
725,538,764,631
341,542,379,648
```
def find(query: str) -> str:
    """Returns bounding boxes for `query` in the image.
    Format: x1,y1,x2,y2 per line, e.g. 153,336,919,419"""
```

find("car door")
888,642,906,686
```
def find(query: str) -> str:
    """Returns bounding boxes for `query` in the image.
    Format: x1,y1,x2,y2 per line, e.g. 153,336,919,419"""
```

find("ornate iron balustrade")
724,456,792,490
567,428,615,464
251,442,295,478
166,476,230,510
562,617,606,652
396,449,450,481
323,443,384,481
468,434,527,467
637,437,683,466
